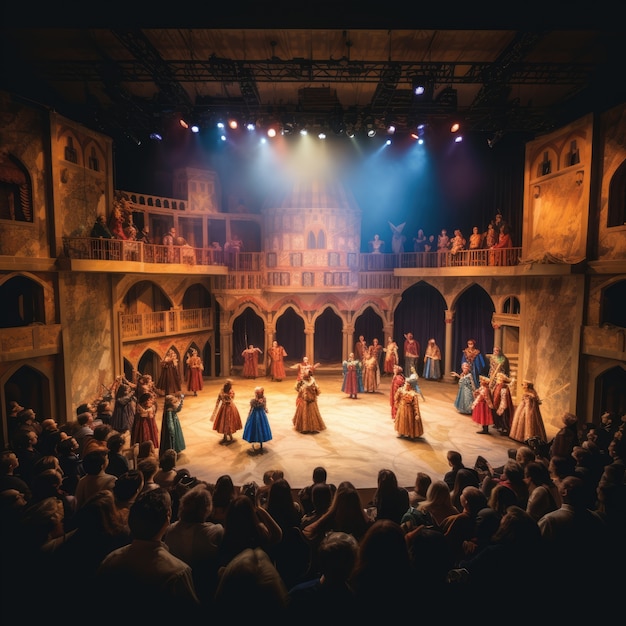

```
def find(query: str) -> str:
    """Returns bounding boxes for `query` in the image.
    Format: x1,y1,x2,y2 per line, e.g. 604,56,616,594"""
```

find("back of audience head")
317,531,358,584
82,450,108,474
159,448,177,471
114,469,144,505
128,488,171,539
177,483,214,523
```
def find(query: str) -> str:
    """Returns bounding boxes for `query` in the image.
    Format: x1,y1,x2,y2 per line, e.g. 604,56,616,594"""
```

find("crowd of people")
2,392,624,621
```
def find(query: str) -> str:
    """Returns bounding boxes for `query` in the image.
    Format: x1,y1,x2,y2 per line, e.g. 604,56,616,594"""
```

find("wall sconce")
533,185,540,199
576,170,584,186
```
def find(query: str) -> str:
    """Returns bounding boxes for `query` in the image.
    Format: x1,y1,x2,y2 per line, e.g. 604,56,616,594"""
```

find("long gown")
362,354,380,393
110,383,136,433
383,341,399,375
243,395,273,445
394,386,424,439
471,383,494,428
211,389,243,437
423,342,442,380
454,372,475,415
293,379,326,433
157,357,182,395
342,358,363,398
268,344,287,381
509,387,547,443
159,396,186,453
186,354,204,394
461,347,487,388
242,347,262,378
131,401,159,448
390,372,405,419
492,382,515,433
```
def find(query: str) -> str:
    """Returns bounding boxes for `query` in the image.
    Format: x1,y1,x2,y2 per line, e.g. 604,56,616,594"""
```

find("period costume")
362,350,380,393
403,333,420,376
132,395,159,448
423,338,442,380
241,345,263,378
342,354,363,399
491,373,515,434
160,395,186,454
461,340,487,388
157,350,182,396
509,381,547,443
487,347,510,390
390,367,405,420
243,388,273,451
293,376,326,433
394,383,424,439
453,365,475,415
472,376,495,434
211,381,243,442
383,339,399,375
110,381,136,433
186,350,204,395
268,341,287,381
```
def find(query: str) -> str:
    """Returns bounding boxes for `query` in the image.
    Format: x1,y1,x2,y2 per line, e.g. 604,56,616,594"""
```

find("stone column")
444,310,454,381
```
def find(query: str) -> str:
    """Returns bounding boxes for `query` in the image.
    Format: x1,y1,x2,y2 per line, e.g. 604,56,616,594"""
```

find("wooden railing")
62,238,521,272
119,307,212,340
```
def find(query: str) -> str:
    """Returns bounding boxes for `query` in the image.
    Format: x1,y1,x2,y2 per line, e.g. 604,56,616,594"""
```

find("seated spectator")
105,432,130,478
74,450,116,508
154,448,178,491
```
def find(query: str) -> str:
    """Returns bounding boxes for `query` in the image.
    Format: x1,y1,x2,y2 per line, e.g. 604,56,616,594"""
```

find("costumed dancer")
407,366,425,402
461,339,487,388
393,379,424,440
423,338,442,381
293,372,326,434
160,393,186,455
509,380,547,443
131,392,159,448
185,348,204,396
487,346,510,391
243,386,273,454
362,347,380,393
403,332,420,377
268,340,288,382
157,348,182,396
110,376,137,434
211,379,243,445
292,356,320,381
472,375,495,434
491,372,515,435
451,362,475,415
390,365,405,420
383,337,399,376
342,352,363,399
242,344,263,379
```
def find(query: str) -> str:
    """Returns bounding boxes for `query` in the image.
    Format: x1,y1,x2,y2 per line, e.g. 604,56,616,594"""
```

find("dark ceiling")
2,19,624,148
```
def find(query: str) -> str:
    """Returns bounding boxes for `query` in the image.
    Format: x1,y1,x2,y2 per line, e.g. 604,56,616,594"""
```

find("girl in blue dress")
451,362,475,415
243,386,273,454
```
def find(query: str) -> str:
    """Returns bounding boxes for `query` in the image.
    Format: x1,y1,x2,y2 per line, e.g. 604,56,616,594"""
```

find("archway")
276,306,305,364
394,281,448,375
232,307,265,366
594,365,626,419
354,306,384,348
137,348,162,381
314,307,343,363
0,274,45,327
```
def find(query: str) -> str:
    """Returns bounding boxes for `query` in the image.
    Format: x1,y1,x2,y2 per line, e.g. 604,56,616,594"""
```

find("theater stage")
168,369,519,491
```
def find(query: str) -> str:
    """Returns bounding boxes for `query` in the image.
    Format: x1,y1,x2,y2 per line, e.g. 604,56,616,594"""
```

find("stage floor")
172,371,517,490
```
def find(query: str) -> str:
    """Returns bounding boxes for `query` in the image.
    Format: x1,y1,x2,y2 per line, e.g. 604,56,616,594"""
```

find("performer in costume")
403,332,420,377
390,365,405,420
407,366,425,402
461,339,487,388
423,338,442,381
362,347,380,393
491,372,515,434
383,337,399,376
132,392,159,448
211,379,243,445
451,362,475,415
293,372,326,434
342,353,363,399
267,340,287,382
241,344,263,379
243,386,272,454
394,379,424,440
185,348,204,396
157,349,182,396
509,380,547,443
160,393,186,454
472,375,495,435
487,346,510,391
292,356,320,381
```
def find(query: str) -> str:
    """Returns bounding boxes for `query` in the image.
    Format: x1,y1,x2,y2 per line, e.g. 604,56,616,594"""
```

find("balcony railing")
120,307,212,340
62,237,521,273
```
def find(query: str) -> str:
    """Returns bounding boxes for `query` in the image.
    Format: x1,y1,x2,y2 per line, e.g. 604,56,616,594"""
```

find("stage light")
220,134,226,141
318,132,327,139
385,139,392,146
267,127,277,138
179,119,189,129
367,124,376,138
454,135,463,143
450,122,460,133
414,84,425,96
300,128,308,136
228,119,238,130
387,124,396,135
246,122,255,131
191,124,199,133
216,121,225,129
149,132,163,141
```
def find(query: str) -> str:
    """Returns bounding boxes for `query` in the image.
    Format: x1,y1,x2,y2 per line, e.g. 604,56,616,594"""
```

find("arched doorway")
276,307,305,364
232,307,265,367
314,307,342,364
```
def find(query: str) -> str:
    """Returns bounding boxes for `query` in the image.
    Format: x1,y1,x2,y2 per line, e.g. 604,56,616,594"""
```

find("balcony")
0,324,62,361
120,307,212,341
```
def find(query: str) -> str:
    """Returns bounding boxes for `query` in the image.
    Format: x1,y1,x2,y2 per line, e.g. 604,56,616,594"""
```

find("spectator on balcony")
490,224,513,266
224,234,244,268
413,228,427,252
108,205,128,240
163,227,176,262
136,224,151,244
90,214,113,239
468,226,483,250
388,221,406,254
